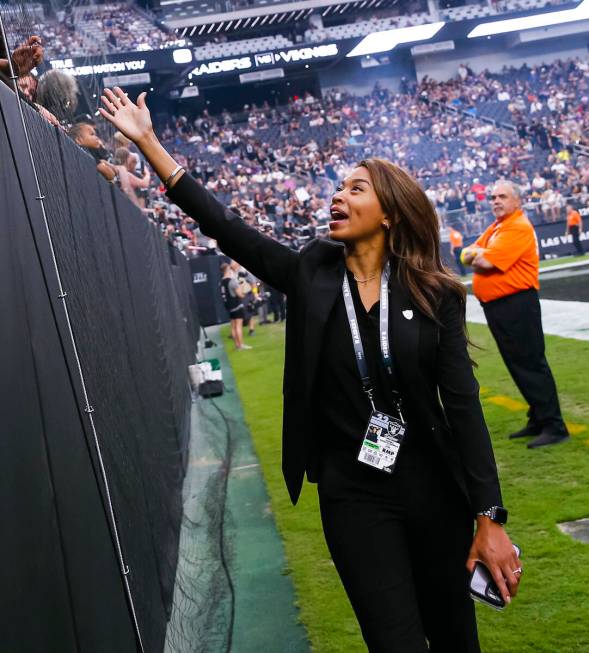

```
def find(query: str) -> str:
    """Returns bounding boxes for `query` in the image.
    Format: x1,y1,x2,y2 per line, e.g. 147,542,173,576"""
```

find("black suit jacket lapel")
303,253,345,400
389,275,421,392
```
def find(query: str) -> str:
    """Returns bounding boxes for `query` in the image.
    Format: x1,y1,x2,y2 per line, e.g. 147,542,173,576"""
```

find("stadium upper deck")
1,0,579,61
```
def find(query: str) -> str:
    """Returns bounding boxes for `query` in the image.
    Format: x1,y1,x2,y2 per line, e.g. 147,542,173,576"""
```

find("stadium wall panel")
0,81,196,652
414,37,588,81
318,49,416,94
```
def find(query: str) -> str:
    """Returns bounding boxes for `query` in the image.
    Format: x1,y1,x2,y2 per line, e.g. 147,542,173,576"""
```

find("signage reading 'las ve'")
190,43,338,77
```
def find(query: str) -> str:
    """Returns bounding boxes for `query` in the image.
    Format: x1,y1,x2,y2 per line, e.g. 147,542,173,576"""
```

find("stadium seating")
306,13,431,43
148,58,588,253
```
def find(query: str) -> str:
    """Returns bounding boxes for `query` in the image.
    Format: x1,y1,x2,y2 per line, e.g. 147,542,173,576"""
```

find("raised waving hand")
99,87,153,145
99,87,182,188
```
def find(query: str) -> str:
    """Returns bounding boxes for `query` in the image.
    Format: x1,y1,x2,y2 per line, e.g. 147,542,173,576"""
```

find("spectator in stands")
540,182,561,222
565,202,585,256
113,147,151,208
531,171,546,193
0,34,43,79
462,180,570,448
99,87,521,652
80,57,589,259
0,35,61,127
35,69,79,124
114,129,145,176
69,119,117,182
471,178,486,203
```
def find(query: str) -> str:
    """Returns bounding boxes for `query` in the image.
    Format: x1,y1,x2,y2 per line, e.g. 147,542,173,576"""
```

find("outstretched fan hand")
99,87,153,144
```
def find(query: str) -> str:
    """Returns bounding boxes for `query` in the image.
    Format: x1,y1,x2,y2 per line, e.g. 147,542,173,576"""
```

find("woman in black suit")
100,88,522,652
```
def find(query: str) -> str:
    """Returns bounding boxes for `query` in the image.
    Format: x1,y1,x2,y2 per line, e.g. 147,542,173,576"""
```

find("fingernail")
506,596,511,604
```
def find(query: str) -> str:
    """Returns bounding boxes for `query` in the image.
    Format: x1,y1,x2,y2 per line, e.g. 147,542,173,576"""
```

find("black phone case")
469,544,521,610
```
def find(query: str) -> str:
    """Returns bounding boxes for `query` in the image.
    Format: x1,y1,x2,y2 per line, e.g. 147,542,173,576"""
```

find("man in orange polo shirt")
449,226,466,276
565,203,585,256
462,181,569,448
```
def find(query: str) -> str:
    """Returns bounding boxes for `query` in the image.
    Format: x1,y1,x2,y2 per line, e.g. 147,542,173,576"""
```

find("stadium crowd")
144,59,589,254
2,22,588,257
0,4,180,60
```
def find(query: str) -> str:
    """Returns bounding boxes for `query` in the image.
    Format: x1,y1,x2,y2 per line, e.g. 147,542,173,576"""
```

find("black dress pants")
454,247,467,276
482,288,567,435
570,225,584,256
318,438,479,653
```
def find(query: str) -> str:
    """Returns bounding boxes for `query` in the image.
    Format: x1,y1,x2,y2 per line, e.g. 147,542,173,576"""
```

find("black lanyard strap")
342,261,403,420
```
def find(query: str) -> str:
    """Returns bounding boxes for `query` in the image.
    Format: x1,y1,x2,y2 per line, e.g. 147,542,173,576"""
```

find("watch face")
493,507,508,524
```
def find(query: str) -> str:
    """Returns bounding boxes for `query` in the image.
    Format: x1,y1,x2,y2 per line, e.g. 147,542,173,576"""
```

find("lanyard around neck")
342,260,400,414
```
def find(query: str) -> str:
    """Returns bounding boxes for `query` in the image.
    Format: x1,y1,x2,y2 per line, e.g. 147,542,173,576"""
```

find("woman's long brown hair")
358,158,466,322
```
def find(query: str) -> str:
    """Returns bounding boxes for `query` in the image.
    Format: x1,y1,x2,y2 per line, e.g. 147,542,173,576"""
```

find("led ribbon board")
346,22,446,58
468,0,589,37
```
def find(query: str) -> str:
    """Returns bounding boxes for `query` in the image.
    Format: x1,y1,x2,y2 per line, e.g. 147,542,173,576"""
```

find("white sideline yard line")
466,295,589,341
231,463,260,473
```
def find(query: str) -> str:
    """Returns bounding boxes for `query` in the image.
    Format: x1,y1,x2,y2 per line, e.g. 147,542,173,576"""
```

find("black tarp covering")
0,81,196,652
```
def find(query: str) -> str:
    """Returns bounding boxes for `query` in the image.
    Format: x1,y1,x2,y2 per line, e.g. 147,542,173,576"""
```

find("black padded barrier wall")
0,81,196,652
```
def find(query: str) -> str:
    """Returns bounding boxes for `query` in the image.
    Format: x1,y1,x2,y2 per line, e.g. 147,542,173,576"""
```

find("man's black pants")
318,439,480,652
570,225,584,256
482,288,567,435
454,247,466,276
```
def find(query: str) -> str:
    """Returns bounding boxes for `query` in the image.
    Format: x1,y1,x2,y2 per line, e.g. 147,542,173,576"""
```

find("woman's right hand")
99,87,153,146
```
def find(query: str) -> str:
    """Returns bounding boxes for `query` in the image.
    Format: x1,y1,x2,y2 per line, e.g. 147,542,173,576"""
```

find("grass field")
538,255,588,270
224,322,589,653
462,255,589,284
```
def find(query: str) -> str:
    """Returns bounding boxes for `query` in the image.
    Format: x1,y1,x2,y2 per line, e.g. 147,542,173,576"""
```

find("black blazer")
168,174,502,512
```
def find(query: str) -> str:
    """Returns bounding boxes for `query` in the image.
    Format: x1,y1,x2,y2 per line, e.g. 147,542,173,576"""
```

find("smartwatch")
477,506,508,525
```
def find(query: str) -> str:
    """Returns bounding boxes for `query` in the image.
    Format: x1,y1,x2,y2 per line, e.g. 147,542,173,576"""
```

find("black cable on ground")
203,394,236,653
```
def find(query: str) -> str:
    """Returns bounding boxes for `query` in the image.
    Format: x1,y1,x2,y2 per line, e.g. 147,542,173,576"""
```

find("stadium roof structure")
468,0,589,36
167,0,401,32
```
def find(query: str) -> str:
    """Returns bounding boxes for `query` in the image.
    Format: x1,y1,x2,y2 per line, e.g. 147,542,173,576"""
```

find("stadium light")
346,22,445,57
173,48,192,64
468,0,589,37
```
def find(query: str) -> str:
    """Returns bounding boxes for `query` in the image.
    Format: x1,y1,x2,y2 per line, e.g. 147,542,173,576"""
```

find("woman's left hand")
466,517,522,605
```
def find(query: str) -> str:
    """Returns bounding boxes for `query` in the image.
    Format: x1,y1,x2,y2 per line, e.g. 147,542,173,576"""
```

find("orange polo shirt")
472,209,539,303
449,229,463,249
567,210,582,228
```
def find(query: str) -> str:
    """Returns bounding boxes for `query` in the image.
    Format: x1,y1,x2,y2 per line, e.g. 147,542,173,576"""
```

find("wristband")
164,165,183,189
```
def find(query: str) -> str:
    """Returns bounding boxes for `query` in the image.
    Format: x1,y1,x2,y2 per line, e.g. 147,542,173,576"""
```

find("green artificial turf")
224,322,589,653
538,254,588,270
462,255,588,284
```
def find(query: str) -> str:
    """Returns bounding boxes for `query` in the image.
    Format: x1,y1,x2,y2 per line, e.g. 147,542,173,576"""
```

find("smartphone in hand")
469,544,521,610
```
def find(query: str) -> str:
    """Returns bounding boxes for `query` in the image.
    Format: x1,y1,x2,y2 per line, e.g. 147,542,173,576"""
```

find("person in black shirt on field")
99,87,522,653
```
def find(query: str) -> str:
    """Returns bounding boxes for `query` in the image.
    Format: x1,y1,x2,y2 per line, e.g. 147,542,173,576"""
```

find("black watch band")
477,506,508,525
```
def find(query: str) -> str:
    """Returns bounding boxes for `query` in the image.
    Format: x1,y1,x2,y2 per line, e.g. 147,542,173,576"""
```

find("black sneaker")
527,433,571,449
508,425,541,440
